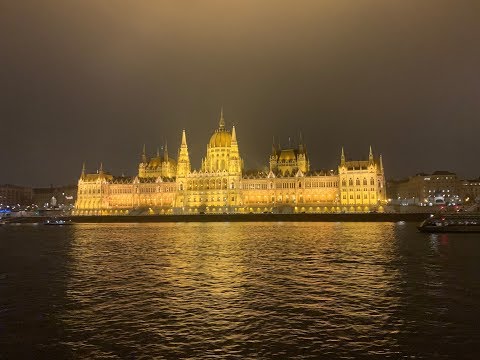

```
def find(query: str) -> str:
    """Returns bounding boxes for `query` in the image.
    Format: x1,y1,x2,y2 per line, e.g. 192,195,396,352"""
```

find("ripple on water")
1,222,480,359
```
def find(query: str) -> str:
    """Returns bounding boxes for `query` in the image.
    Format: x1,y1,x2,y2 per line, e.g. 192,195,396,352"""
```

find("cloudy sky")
1,0,479,186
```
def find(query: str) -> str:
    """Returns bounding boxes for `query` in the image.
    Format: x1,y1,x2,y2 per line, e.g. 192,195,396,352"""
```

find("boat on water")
418,213,480,233
44,219,73,226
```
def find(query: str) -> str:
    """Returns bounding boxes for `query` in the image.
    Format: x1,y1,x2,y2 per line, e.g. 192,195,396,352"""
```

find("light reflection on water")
1,222,480,359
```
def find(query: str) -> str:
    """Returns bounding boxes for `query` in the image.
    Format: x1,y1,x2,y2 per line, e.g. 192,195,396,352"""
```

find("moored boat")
44,218,73,226
418,213,480,233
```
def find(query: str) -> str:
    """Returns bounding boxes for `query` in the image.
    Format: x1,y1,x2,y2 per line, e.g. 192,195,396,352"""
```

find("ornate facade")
74,110,387,215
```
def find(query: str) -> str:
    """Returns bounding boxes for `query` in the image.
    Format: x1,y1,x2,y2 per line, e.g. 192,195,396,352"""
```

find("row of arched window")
342,178,376,187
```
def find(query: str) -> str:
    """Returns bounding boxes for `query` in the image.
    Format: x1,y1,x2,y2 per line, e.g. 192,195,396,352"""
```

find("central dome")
209,130,232,148
208,108,232,148
278,149,297,161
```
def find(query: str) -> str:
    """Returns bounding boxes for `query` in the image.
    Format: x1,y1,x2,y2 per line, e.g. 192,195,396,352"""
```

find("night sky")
1,0,479,186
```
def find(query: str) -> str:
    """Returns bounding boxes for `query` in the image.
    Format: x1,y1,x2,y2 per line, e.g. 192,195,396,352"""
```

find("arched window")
363,178,367,185
356,178,360,186
349,179,353,186
342,179,347,187
370,178,375,186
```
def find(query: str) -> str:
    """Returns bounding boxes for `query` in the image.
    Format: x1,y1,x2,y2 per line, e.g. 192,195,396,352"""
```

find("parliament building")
74,110,387,215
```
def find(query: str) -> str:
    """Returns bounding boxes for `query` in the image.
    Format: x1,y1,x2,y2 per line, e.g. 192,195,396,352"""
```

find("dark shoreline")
4,213,430,223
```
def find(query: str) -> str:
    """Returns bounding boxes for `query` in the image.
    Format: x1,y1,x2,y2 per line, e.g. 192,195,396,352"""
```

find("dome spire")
164,140,168,162
142,144,147,163
231,125,237,143
219,107,225,130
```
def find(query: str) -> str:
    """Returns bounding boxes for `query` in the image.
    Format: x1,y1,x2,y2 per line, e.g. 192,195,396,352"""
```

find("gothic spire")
341,147,345,165
142,144,147,163
181,129,187,147
231,125,237,143
369,145,374,162
81,162,86,178
164,140,169,161
219,107,225,130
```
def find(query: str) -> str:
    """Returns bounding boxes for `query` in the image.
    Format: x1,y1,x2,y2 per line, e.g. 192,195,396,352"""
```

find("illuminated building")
74,110,387,215
388,171,460,206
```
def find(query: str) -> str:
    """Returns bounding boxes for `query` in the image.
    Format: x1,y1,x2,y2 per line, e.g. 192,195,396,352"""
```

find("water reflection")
2,222,480,358
63,223,408,357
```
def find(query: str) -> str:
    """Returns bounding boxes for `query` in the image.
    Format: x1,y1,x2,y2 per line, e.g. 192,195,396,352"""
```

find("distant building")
459,178,480,203
388,171,461,206
0,184,33,207
74,110,387,215
33,185,77,209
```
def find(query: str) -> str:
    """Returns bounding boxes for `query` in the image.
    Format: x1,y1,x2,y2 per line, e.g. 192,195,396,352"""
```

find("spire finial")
369,145,373,162
99,162,103,174
341,147,345,164
231,125,237,143
219,107,225,129
142,144,147,163
81,162,86,177
164,139,169,161
181,129,187,146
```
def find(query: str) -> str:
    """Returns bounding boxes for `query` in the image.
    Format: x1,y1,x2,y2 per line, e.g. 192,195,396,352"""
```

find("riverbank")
3,212,430,224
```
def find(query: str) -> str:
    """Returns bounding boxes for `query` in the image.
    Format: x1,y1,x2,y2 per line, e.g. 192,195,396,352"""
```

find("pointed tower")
229,125,242,174
99,162,103,175
341,147,345,166
138,144,147,178
269,136,278,173
369,145,374,164
81,162,86,179
379,154,384,172
298,132,305,154
176,129,191,177
219,107,225,130
142,144,147,163
164,140,169,162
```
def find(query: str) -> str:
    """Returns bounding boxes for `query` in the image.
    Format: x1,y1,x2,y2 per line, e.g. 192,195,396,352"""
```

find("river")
1,222,479,359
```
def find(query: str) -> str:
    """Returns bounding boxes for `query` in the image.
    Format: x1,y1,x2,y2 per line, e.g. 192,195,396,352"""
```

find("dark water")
1,222,480,359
